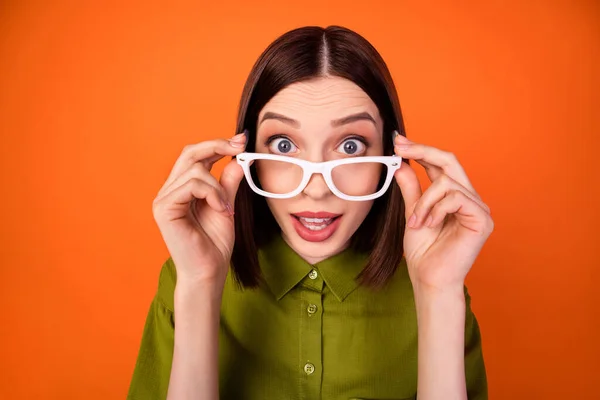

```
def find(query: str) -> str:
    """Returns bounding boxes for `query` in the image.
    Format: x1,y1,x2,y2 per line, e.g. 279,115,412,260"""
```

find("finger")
219,157,246,205
154,178,230,222
425,190,494,235
394,136,479,199
163,134,247,191
394,135,445,182
393,160,423,223
394,142,476,196
201,134,247,170
408,174,491,229
157,161,225,201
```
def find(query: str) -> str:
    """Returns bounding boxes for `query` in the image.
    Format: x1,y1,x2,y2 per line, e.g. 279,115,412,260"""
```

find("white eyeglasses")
236,152,402,201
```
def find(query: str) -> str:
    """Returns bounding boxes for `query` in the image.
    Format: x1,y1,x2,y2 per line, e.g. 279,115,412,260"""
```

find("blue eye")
337,138,366,155
268,137,297,154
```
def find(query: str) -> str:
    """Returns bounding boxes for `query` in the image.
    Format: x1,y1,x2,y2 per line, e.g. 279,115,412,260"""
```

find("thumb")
219,157,245,205
394,161,423,219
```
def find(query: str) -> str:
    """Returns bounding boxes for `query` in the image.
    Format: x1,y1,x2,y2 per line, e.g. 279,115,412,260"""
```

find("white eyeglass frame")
236,152,402,201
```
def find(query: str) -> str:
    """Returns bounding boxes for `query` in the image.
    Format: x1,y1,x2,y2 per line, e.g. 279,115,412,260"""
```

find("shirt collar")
258,234,369,302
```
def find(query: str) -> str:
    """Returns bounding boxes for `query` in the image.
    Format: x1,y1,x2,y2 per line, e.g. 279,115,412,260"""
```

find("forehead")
258,76,382,126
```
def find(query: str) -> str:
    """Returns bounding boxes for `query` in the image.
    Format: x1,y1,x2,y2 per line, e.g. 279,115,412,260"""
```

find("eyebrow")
259,111,377,128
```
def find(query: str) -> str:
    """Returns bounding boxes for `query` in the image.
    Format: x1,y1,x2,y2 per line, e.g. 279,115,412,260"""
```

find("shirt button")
307,304,317,315
304,363,315,375
308,269,318,280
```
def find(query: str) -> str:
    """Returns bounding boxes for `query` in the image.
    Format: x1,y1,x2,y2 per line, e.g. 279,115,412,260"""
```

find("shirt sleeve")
126,258,177,400
464,286,488,400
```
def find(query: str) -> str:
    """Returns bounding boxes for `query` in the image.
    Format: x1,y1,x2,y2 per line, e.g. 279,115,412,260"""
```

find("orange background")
1,1,598,399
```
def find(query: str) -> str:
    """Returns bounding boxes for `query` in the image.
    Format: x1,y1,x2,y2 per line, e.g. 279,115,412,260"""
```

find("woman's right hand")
152,132,247,288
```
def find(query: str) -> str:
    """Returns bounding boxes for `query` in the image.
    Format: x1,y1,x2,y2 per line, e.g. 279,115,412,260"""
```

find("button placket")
298,276,323,399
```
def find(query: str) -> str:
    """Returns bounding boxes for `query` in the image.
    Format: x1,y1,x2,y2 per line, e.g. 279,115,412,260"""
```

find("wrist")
413,283,465,314
175,279,224,307
411,276,465,298
413,281,464,295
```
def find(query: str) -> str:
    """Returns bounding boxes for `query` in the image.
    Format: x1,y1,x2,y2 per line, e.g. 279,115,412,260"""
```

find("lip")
290,213,343,242
292,211,342,218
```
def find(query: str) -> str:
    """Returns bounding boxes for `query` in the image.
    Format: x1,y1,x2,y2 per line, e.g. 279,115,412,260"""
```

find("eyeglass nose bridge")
302,160,329,175
300,164,333,191
298,160,335,191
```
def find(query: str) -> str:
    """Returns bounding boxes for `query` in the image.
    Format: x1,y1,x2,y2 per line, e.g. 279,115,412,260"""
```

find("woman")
127,25,493,400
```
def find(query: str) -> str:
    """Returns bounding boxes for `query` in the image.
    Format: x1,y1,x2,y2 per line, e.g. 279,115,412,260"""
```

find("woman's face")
255,76,384,264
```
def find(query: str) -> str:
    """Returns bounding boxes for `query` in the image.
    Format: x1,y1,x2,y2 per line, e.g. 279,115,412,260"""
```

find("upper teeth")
300,217,331,223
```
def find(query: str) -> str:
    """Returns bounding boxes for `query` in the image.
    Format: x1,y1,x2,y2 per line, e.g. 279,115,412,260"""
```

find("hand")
152,132,247,287
393,134,494,291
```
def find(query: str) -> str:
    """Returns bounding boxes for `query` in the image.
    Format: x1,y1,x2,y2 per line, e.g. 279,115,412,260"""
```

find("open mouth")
290,212,343,242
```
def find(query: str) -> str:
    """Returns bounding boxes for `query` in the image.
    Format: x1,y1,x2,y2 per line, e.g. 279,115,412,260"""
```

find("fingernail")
229,141,245,148
408,214,417,228
222,199,234,216
395,144,412,151
229,131,247,148
230,133,245,142
395,133,411,143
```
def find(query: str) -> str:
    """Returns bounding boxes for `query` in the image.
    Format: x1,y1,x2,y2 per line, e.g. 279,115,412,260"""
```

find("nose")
302,172,332,200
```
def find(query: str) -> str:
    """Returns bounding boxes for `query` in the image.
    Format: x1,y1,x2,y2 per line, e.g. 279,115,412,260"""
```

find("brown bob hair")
231,25,410,289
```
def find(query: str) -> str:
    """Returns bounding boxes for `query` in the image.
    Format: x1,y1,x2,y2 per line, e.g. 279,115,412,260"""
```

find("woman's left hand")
393,133,494,291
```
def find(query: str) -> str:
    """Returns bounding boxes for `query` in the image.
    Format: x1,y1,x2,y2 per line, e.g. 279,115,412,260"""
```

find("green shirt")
127,234,487,399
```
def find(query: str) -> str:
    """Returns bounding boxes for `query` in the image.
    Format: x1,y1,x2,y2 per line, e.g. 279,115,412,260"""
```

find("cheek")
265,198,289,220
343,201,374,226
256,161,304,195
331,163,384,196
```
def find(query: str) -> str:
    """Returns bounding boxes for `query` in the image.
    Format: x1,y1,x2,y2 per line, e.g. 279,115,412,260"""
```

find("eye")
337,137,367,155
267,136,298,154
